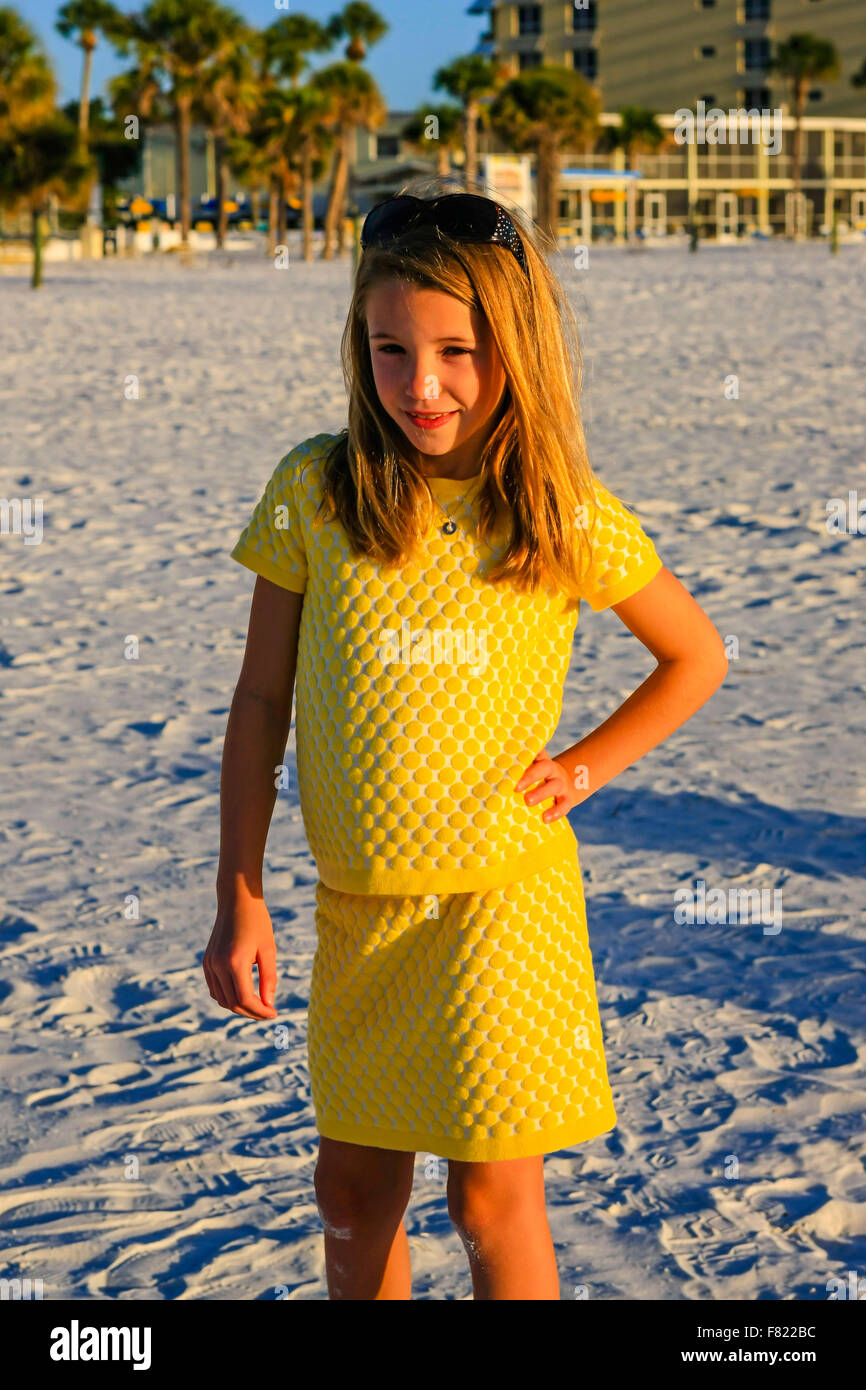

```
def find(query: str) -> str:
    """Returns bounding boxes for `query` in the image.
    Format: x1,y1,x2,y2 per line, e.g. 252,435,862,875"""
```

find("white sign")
481,155,534,221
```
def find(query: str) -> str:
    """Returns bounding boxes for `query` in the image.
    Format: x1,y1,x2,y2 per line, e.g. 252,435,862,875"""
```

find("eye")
375,344,470,355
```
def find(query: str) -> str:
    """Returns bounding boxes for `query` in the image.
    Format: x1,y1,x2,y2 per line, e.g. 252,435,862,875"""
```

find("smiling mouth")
405,409,458,425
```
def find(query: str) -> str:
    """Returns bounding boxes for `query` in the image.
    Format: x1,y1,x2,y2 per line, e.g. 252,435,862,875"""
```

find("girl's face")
365,278,507,476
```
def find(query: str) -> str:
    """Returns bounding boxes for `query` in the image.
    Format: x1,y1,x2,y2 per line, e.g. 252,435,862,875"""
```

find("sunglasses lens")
361,197,420,246
433,195,499,240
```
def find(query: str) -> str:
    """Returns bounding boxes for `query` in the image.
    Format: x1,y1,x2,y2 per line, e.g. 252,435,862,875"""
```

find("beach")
1,240,864,1300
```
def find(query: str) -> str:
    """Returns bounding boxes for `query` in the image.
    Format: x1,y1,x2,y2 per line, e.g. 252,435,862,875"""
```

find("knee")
447,1167,545,1247
446,1174,503,1245
314,1159,409,1234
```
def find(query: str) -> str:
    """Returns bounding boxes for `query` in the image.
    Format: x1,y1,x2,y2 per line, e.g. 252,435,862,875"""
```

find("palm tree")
768,33,840,240
64,93,141,231
433,55,501,189
600,105,665,170
195,28,259,247
326,1,388,64
310,60,385,259
0,6,55,136
107,59,168,131
228,15,334,258
55,0,127,147
264,12,334,86
0,9,87,286
598,105,665,244
489,66,601,244
316,5,387,251
0,114,90,287
288,86,333,261
251,85,304,253
111,0,247,247
259,12,334,256
401,104,464,177
222,27,275,239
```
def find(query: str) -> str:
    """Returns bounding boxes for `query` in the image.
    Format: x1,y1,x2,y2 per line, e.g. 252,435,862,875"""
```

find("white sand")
1,240,864,1300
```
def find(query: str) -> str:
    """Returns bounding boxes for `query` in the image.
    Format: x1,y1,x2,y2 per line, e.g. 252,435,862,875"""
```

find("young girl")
204,181,727,1301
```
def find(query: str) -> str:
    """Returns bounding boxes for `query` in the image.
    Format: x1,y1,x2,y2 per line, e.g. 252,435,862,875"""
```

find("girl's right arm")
203,575,304,1020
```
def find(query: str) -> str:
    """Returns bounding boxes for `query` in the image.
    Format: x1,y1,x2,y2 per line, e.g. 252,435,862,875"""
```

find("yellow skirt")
308,854,617,1162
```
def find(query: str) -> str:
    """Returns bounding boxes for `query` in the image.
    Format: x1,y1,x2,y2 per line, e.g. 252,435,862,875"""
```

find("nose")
403,352,443,405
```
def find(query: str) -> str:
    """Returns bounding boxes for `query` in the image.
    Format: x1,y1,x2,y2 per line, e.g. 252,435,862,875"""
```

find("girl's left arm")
517,567,729,822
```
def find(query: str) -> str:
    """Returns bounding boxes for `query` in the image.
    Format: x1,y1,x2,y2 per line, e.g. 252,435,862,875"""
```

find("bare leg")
447,1154,560,1300
314,1136,415,1300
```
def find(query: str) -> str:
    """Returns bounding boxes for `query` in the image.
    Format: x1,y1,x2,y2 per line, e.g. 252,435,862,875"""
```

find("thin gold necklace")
436,485,478,535
429,472,481,535
438,495,462,535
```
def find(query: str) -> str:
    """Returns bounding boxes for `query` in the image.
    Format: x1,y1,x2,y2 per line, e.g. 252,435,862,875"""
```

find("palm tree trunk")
437,146,450,177
536,134,559,245
464,98,479,188
323,128,349,260
302,143,314,262
336,127,352,253
176,94,192,247
277,176,288,249
79,37,95,143
31,204,44,290
216,136,229,249
268,179,279,257
249,184,259,228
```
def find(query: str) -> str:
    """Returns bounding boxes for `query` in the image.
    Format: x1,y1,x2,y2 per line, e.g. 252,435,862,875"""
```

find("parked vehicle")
191,197,253,229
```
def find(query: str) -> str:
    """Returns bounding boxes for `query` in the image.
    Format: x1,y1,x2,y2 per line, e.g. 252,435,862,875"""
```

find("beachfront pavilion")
553,112,866,242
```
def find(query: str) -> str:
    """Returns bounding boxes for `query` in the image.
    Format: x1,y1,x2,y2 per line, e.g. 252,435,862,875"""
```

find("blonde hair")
316,174,598,598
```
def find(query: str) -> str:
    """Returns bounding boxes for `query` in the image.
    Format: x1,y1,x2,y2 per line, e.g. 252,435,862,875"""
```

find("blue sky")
20,0,483,111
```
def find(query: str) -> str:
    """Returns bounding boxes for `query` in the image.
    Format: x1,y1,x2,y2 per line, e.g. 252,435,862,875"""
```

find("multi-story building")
470,0,866,119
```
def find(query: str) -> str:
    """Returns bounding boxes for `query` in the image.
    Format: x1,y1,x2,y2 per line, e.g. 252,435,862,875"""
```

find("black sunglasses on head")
360,193,530,277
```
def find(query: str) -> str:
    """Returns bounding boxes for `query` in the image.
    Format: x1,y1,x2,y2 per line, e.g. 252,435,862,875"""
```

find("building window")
744,86,771,107
700,94,717,106
571,1,596,32
701,46,716,58
518,5,542,36
701,0,716,8
744,38,770,69
573,48,597,80
375,135,400,159
744,0,770,19
518,51,542,70
808,88,823,101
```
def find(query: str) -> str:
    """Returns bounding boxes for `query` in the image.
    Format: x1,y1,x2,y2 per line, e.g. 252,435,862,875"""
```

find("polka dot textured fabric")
230,432,662,896
309,854,617,1160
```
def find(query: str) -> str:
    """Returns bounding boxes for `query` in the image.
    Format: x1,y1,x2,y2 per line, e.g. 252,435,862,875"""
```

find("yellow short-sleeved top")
230,432,663,895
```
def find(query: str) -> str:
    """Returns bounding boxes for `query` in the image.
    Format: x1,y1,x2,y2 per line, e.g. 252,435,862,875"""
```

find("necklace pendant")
442,519,457,535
